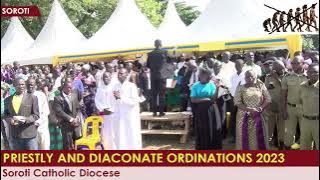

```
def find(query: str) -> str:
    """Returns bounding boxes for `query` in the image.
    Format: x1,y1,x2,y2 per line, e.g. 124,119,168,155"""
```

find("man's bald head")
291,55,304,73
102,71,112,85
222,51,231,63
118,68,128,83
307,63,319,83
26,77,36,93
154,39,162,49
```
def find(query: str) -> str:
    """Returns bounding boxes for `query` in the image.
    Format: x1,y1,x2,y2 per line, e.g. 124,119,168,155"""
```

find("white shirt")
53,76,62,90
62,92,72,111
95,69,106,87
188,70,199,90
33,91,50,131
230,71,246,97
243,63,262,77
146,72,151,90
220,61,236,89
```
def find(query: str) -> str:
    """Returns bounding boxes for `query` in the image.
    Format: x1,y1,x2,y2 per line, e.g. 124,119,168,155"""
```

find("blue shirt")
73,79,84,94
190,82,216,98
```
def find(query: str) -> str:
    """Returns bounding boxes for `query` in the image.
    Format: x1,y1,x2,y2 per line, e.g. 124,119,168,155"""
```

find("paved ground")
143,134,236,150
143,134,277,150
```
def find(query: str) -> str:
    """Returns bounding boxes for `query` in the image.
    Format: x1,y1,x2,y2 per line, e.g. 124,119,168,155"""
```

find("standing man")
3,78,39,150
53,78,82,150
282,56,307,149
147,39,169,116
27,78,51,150
229,59,246,143
243,52,262,78
264,60,287,149
95,61,106,87
299,64,319,150
112,68,142,150
221,51,236,89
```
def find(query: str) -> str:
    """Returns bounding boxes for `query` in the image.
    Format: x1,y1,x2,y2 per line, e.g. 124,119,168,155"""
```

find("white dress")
94,82,116,149
112,81,142,150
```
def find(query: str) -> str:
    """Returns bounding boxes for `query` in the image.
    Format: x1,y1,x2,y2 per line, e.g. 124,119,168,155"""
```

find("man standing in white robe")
94,72,116,149
112,68,142,150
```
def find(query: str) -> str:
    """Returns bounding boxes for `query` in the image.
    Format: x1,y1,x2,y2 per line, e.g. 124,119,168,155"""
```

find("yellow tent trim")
53,34,303,66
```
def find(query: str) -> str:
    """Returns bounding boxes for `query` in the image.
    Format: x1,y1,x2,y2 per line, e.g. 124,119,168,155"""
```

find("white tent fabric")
188,0,266,42
85,0,156,53
189,0,319,43
156,0,189,46
15,0,87,65
1,17,34,64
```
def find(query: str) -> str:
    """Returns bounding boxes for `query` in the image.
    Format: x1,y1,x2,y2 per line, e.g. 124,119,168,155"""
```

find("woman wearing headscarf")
234,70,271,150
190,68,222,150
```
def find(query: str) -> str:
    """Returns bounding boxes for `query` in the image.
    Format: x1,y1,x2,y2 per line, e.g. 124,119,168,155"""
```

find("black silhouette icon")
294,7,303,32
285,9,294,31
279,11,287,32
272,11,280,32
263,18,272,32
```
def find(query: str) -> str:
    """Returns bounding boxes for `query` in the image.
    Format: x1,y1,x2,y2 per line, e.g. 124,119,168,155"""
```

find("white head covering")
82,64,91,71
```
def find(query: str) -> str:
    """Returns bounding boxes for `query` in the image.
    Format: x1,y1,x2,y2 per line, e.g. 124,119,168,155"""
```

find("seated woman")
234,70,271,150
190,68,222,150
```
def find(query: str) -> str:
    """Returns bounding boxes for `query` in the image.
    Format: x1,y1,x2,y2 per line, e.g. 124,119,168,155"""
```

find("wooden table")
140,112,192,143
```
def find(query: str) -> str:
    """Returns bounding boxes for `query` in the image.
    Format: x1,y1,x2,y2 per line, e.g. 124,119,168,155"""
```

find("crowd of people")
1,39,319,150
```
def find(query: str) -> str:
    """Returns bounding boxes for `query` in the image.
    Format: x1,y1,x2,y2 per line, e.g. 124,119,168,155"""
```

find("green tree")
175,1,200,25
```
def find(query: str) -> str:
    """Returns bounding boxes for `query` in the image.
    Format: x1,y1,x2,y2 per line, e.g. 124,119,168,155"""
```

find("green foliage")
1,0,200,39
302,34,319,50
175,1,200,25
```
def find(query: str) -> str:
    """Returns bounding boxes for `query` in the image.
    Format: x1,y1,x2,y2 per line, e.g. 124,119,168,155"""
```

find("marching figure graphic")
309,3,318,31
263,18,272,32
294,7,303,32
302,5,311,31
279,11,287,32
285,9,295,31
272,11,280,32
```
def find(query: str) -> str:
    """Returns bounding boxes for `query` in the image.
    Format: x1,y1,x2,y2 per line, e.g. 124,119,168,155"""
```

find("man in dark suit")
146,39,169,116
3,78,39,150
53,78,82,150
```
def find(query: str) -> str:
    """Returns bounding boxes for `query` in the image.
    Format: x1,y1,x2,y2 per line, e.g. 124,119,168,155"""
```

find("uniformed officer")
281,55,307,149
299,64,319,150
265,59,287,149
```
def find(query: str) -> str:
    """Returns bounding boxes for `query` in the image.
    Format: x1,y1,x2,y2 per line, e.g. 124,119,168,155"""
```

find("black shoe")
278,141,285,150
153,112,157,117
159,112,166,117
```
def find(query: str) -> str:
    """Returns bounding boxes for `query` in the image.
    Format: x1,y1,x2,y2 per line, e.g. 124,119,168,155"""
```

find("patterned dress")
48,90,64,150
234,81,271,150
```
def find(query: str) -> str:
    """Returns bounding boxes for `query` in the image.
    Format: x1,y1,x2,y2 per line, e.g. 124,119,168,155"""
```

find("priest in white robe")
94,72,116,149
112,68,142,150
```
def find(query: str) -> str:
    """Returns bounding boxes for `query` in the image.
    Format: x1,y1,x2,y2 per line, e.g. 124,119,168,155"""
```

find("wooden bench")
140,112,192,143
